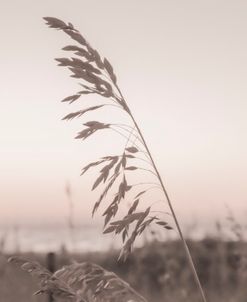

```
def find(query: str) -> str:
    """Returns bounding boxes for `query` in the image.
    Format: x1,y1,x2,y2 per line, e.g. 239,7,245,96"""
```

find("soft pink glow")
1,0,247,229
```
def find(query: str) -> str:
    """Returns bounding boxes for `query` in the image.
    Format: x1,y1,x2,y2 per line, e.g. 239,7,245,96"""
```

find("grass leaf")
126,147,138,153
92,173,105,191
61,94,81,103
125,166,138,171
128,199,139,215
43,17,69,30
104,57,117,84
62,105,104,121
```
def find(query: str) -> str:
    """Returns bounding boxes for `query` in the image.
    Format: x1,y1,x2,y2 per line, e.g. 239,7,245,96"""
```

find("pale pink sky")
1,0,247,229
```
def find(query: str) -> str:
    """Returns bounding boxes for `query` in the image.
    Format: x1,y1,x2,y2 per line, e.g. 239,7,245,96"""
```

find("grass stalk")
118,89,208,302
43,16,208,302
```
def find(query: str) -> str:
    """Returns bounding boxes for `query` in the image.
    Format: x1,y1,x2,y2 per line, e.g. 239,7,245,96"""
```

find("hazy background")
1,0,247,232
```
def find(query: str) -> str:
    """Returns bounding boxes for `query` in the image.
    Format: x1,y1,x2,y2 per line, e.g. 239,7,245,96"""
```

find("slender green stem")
110,127,147,155
131,182,162,189
115,85,208,302
112,124,145,147
134,156,154,167
124,123,135,150
110,127,151,161
151,210,172,216
137,167,159,178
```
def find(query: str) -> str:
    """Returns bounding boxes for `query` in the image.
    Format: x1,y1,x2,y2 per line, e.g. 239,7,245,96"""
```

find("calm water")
0,222,217,253
0,224,119,253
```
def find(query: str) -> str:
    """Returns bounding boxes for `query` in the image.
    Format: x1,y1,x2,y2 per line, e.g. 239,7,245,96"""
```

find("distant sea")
0,223,217,253
0,224,118,253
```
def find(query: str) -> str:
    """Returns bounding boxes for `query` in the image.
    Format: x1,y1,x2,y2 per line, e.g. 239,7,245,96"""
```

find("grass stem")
116,84,208,302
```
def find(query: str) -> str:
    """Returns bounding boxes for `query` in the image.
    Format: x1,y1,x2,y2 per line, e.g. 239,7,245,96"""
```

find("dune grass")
42,16,207,301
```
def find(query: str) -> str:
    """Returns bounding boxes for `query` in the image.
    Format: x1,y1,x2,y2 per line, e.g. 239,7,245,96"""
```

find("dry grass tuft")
8,256,147,302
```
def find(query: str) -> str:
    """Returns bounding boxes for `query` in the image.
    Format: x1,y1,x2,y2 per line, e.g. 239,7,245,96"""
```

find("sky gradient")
1,0,247,230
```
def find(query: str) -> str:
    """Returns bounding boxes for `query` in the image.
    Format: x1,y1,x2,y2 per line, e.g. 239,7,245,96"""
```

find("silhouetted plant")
8,256,147,302
43,17,207,302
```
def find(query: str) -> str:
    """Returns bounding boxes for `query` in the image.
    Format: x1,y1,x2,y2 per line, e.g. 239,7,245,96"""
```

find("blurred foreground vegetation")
1,238,247,302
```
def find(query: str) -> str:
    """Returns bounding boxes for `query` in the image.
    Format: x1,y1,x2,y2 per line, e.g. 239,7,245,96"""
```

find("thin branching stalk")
43,17,208,302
